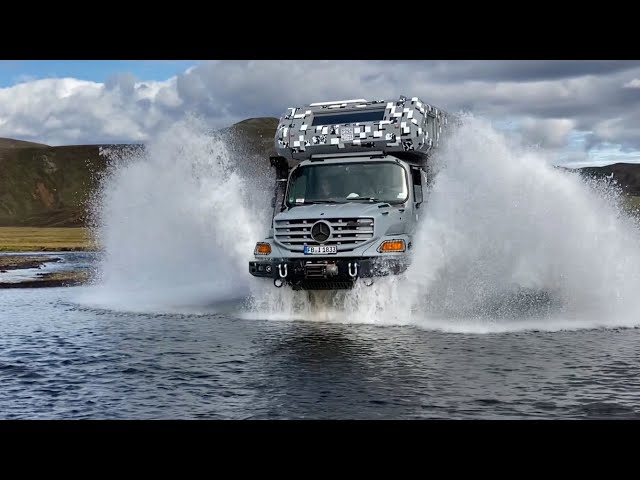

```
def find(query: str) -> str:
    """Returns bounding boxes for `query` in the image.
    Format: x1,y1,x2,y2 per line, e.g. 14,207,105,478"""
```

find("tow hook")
273,264,288,288
278,263,288,278
348,262,358,278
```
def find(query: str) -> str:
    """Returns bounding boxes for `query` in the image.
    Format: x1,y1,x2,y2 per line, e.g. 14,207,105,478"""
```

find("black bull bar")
249,256,408,290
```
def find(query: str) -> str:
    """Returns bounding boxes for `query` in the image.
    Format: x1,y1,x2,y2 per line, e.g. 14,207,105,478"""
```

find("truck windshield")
286,161,408,206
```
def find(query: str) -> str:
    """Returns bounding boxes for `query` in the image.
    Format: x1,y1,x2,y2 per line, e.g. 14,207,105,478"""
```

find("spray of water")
77,113,640,333
77,115,271,312
406,116,640,326
306,115,640,332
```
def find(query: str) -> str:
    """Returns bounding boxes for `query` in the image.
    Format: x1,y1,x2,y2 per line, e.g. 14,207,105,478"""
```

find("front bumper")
249,256,408,290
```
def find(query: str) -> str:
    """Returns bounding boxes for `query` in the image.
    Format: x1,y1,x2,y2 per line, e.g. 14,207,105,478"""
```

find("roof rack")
309,99,368,107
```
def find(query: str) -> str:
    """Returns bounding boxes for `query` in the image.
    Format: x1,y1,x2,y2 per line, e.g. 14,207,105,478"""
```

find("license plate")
340,127,354,142
304,245,337,255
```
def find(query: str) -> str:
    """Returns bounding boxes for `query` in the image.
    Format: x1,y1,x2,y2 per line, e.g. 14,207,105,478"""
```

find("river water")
3,270,640,419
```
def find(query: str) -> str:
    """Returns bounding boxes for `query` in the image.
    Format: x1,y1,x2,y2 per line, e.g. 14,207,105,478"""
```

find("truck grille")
274,217,374,251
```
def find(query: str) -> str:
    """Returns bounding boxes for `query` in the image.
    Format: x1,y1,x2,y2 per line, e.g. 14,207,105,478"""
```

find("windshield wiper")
288,200,343,207
349,197,384,202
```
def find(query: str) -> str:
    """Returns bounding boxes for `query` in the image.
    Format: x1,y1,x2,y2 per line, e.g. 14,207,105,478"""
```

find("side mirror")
411,167,424,208
270,156,289,181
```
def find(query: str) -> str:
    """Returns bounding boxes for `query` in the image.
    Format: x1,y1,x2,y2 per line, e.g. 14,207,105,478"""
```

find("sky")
1,59,639,167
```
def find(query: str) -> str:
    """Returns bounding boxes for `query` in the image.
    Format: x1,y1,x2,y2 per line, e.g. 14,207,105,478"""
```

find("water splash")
76,115,271,312
319,115,640,331
77,113,640,333
406,116,640,320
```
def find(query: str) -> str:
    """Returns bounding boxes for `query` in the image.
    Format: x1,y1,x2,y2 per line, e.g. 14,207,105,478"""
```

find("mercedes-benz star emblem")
311,221,331,243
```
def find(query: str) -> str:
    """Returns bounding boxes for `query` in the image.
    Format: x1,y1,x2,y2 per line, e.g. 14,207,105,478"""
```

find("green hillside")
0,118,279,227
0,144,107,226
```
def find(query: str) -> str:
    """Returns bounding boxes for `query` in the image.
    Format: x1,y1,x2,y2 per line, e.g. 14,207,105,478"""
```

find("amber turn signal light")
254,243,272,255
378,239,406,252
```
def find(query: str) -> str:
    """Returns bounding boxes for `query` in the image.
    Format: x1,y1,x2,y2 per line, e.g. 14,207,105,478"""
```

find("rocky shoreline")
0,255,90,288
0,255,61,271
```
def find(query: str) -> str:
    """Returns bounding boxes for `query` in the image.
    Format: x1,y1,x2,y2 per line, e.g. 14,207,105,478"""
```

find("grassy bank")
0,227,94,252
625,194,640,212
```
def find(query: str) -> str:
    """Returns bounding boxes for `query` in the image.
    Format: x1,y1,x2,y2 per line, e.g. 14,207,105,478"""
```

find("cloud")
391,60,640,83
105,72,137,95
624,78,640,89
0,77,177,145
1,60,640,164
518,118,576,149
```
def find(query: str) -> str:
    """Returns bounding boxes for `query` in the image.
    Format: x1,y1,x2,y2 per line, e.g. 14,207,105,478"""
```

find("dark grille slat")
275,224,312,229
294,280,355,290
331,228,373,234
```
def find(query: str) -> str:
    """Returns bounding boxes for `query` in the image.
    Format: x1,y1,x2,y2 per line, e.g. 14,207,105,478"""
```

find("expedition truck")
249,95,452,290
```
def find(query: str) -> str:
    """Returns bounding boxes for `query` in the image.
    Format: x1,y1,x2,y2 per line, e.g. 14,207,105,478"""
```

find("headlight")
377,239,406,253
254,242,272,255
